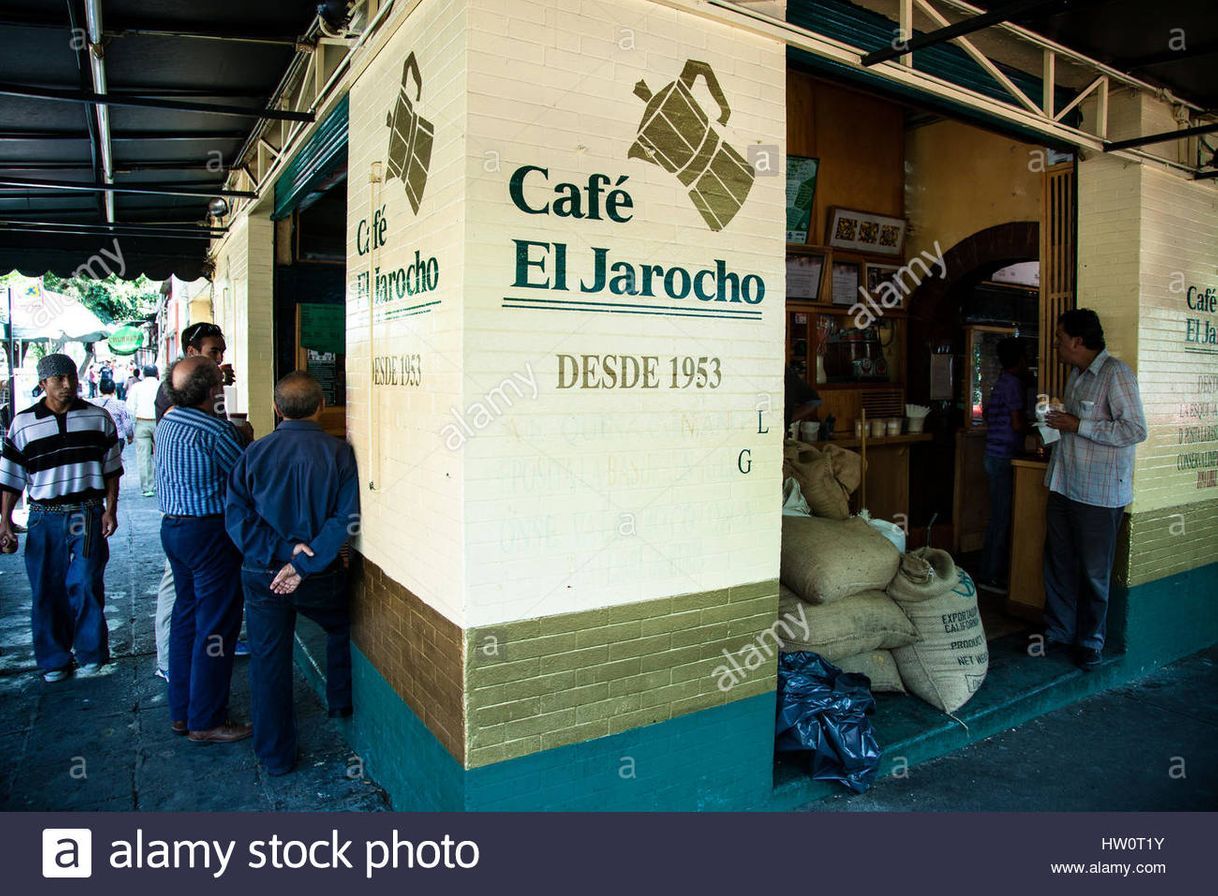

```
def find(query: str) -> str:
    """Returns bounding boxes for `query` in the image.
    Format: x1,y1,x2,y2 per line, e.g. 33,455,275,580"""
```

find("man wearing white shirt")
126,364,160,497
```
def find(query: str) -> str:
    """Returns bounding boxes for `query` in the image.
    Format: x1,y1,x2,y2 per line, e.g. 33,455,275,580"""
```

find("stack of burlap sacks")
779,439,988,713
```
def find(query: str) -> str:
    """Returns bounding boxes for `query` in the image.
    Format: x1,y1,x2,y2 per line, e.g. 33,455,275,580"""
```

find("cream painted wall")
905,119,1041,264
209,213,276,438
460,0,786,626
343,0,787,628
1132,167,1218,512
346,0,468,624
1076,153,1218,513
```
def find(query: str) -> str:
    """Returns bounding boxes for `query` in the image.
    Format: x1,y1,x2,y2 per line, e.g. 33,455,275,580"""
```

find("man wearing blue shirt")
226,372,359,776
156,356,251,743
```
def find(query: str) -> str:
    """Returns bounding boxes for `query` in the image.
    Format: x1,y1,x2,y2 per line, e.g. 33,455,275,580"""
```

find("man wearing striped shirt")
156,356,251,743
0,353,123,682
1042,309,1147,671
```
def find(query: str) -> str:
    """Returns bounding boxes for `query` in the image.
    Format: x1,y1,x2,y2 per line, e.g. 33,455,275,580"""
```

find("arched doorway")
903,221,1040,548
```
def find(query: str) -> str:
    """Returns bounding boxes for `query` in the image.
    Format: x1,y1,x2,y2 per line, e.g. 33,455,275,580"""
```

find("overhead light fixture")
208,197,229,218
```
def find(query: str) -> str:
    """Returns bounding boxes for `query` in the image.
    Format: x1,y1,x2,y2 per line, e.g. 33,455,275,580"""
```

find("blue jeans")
1042,491,1125,651
25,504,110,672
161,516,243,730
982,454,1014,583
243,566,352,774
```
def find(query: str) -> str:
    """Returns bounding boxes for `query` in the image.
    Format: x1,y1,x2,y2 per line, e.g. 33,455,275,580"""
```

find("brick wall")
464,580,778,766
1123,499,1218,587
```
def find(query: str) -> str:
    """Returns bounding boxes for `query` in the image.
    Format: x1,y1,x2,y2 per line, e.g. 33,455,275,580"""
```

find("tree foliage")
39,272,162,324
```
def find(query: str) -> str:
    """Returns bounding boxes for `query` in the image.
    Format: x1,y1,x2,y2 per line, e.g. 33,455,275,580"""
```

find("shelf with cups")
785,304,905,389
786,225,911,440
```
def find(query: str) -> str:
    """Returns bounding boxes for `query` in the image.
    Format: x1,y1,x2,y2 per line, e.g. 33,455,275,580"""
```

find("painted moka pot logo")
628,60,754,232
385,51,434,214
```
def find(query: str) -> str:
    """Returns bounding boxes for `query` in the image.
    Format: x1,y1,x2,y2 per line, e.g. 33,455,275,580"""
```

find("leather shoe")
188,722,253,743
170,720,187,736
1075,647,1103,671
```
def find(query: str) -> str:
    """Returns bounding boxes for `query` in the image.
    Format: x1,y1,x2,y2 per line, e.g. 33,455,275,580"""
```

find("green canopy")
107,325,146,356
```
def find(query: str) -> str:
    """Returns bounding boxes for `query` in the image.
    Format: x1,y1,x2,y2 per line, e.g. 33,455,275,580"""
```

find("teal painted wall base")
294,563,1216,811
343,647,776,811
1118,563,1218,674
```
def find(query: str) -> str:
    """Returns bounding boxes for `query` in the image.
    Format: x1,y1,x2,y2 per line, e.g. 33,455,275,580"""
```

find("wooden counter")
808,433,934,449
1007,457,1049,622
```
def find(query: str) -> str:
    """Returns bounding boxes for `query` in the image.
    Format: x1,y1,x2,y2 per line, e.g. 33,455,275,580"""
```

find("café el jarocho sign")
1184,281,1218,348
354,50,441,324
1179,280,1218,489
502,59,768,323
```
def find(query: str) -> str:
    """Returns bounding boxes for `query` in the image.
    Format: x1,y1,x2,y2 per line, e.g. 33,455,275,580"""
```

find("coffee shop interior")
776,60,1080,726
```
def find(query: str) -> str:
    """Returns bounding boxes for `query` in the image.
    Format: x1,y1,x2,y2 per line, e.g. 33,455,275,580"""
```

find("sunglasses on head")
183,323,223,345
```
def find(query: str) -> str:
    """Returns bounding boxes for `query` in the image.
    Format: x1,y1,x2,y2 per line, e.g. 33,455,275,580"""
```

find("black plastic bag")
775,651,882,793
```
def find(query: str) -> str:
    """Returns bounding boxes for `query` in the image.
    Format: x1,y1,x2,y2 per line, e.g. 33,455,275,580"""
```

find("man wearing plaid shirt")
1042,309,1147,670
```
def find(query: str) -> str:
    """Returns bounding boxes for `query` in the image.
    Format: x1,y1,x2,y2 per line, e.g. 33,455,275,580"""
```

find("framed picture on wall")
830,257,862,306
786,250,825,301
786,155,820,243
827,207,907,257
864,263,903,303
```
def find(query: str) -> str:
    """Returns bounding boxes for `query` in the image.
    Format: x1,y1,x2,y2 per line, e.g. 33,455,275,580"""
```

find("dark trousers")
25,504,110,672
242,567,352,774
161,516,243,731
982,454,1014,583
1042,491,1125,651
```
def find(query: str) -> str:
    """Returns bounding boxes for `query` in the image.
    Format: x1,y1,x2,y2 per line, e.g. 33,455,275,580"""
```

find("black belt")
30,499,103,512
30,499,103,557
163,513,224,520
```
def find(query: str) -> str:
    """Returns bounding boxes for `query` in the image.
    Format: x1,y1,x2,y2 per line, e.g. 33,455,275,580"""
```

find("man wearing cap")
127,364,161,497
156,355,251,742
0,353,123,682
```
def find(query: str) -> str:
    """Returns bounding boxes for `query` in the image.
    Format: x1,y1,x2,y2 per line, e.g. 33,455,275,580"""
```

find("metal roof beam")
0,160,229,172
0,83,314,122
0,176,255,198
0,219,224,239
0,13,299,46
0,130,247,142
913,0,1205,111
0,223,219,240
1106,121,1218,151
862,0,1064,66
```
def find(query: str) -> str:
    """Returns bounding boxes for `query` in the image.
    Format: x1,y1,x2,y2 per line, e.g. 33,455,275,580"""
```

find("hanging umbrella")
107,324,145,355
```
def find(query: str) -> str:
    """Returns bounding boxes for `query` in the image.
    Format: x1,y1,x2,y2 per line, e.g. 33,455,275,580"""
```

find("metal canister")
385,51,434,214
628,59,754,232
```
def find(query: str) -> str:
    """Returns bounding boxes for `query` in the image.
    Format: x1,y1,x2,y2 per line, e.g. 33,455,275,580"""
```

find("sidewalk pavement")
813,645,1218,811
0,445,388,811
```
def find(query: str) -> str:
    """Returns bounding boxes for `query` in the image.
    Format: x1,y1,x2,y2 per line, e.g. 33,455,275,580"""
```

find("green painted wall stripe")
465,582,780,767
1124,498,1218,587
